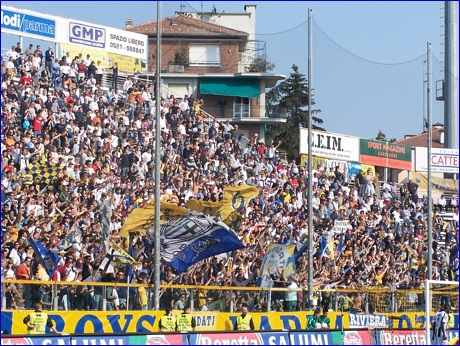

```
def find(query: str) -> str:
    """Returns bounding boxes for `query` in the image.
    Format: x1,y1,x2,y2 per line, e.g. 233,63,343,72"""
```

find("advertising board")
359,139,412,170
412,172,459,193
67,19,148,60
1,5,66,42
414,147,459,173
300,129,360,162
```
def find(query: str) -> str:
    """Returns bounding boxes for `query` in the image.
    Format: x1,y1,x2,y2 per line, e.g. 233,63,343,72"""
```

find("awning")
199,78,260,99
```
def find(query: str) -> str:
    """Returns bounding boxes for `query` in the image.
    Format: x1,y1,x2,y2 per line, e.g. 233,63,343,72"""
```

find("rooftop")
395,127,445,148
124,14,248,37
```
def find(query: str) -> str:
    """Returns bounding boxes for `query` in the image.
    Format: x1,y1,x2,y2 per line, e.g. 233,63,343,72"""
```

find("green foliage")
265,64,323,160
174,45,189,68
245,55,275,73
375,129,387,141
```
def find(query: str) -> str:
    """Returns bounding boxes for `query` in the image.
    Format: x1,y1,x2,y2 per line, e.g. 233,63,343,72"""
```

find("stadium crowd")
1,43,459,314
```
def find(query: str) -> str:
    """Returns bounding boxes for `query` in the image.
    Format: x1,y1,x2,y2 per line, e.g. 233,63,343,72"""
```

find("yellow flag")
119,199,188,238
185,184,259,221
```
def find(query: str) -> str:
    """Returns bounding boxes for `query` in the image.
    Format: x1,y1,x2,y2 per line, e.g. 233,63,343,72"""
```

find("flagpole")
307,7,314,310
153,0,162,310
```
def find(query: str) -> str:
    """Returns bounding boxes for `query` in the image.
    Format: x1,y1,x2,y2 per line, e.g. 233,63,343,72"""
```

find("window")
166,84,189,100
233,97,250,118
189,44,221,67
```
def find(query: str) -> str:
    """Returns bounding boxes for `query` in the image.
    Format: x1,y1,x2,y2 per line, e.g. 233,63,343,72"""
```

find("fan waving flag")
150,210,244,274
260,244,296,288
185,185,259,223
119,200,188,238
320,230,335,259
100,242,137,273
24,162,63,184
29,237,60,279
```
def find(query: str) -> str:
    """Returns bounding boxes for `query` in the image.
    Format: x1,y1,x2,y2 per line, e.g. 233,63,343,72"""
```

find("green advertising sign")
359,139,412,170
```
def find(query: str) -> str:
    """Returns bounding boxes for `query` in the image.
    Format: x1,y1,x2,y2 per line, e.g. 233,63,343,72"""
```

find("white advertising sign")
67,19,148,60
1,5,67,43
300,128,360,162
414,147,459,173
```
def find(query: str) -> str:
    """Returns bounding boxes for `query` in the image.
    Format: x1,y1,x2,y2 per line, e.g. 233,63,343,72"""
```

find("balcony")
201,106,289,121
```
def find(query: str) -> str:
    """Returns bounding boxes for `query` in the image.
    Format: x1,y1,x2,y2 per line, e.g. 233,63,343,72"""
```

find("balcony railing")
201,106,289,120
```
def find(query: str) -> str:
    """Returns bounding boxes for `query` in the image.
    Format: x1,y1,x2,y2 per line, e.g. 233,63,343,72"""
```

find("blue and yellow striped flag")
111,242,137,267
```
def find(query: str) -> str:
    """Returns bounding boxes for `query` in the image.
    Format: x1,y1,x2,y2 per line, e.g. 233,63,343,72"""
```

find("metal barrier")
2,279,458,314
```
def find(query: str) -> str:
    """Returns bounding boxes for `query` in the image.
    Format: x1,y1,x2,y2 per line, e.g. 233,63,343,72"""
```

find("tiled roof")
395,127,445,148
123,14,248,37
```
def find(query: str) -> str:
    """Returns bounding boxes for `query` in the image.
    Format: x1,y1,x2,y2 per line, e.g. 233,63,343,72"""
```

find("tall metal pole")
444,1,459,150
423,60,427,132
426,42,433,281
154,1,162,310
307,8,314,310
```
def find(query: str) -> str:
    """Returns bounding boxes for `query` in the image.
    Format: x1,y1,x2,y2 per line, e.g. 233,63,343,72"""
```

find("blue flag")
152,211,245,274
294,241,309,260
29,237,60,279
338,229,344,253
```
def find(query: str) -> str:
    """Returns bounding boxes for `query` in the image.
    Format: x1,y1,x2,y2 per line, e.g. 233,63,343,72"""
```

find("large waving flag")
150,210,245,274
24,162,63,184
29,237,60,279
260,244,296,288
185,185,259,223
100,242,137,273
294,241,309,260
51,224,82,254
119,200,188,237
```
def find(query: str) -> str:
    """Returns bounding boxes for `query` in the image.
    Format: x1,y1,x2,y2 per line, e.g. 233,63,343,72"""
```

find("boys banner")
360,139,412,170
1,310,457,335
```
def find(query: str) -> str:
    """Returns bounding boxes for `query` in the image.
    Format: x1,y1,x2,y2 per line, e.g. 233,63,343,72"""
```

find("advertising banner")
412,172,459,193
129,334,189,345
67,19,148,60
359,139,412,170
343,330,372,345
0,336,71,345
414,147,459,173
380,330,428,345
189,332,289,345
1,5,57,41
289,331,342,345
300,129,360,162
61,44,144,74
1,5,67,42
347,162,376,181
300,155,348,172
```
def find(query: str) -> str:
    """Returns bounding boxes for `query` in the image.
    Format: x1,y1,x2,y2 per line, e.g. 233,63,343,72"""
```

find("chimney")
126,19,133,27
440,131,444,144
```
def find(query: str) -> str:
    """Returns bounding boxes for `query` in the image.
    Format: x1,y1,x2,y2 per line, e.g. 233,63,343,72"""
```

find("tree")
375,129,387,141
265,64,323,160
375,130,397,143
245,55,275,73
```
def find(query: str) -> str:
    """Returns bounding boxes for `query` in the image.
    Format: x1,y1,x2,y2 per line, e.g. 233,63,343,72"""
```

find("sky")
1,1,455,141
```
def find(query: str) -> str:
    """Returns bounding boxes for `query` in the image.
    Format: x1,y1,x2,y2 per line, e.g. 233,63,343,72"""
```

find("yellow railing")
2,279,458,314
